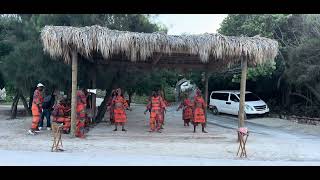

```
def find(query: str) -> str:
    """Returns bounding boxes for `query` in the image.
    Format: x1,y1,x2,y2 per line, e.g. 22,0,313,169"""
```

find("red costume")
76,90,87,138
111,95,129,124
31,89,44,130
178,98,193,121
193,94,206,123
146,95,166,131
52,103,71,133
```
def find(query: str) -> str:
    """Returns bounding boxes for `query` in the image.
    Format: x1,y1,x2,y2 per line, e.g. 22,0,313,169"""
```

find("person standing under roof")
76,89,88,138
144,91,166,133
39,90,55,131
192,89,208,133
28,83,45,135
111,88,131,131
176,93,193,127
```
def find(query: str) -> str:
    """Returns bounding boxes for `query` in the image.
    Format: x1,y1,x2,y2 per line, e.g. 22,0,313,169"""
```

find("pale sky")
152,14,228,35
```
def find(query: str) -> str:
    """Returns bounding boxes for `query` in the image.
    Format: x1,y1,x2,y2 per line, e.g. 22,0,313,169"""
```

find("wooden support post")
71,51,78,137
238,58,247,128
91,66,97,121
204,70,209,122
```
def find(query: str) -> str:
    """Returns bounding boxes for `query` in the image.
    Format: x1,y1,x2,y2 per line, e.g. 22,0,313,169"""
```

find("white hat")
37,83,44,88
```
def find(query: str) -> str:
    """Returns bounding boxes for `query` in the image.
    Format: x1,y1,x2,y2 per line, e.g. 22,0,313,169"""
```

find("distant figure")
39,90,55,130
111,88,131,131
28,83,45,135
144,91,166,133
192,89,207,133
176,93,193,127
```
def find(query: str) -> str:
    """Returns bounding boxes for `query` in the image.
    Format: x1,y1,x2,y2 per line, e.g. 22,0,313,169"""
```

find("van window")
236,92,260,101
230,94,239,102
211,93,229,101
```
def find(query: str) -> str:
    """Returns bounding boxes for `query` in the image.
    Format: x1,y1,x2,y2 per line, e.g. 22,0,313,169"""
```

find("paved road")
1,149,320,166
206,112,319,139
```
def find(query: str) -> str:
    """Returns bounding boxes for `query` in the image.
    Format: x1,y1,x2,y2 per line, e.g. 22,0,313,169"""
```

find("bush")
132,94,149,104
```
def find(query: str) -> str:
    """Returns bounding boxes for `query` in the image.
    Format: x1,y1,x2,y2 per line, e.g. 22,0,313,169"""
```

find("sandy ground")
0,104,320,165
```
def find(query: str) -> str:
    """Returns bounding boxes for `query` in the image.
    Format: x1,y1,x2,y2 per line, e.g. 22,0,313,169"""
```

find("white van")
209,90,269,117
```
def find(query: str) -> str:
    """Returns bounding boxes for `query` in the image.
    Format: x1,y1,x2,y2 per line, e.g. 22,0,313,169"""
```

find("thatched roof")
40,25,278,68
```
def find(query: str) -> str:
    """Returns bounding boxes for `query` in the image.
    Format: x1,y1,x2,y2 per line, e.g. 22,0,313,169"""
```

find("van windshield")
236,93,261,101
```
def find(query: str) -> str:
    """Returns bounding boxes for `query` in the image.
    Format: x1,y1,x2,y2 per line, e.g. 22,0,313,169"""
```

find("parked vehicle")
208,90,269,118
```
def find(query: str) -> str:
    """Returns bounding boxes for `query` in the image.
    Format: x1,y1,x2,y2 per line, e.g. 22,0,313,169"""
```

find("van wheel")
211,107,219,115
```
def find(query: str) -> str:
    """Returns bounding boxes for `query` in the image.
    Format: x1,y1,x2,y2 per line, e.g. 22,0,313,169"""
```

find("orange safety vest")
31,89,44,116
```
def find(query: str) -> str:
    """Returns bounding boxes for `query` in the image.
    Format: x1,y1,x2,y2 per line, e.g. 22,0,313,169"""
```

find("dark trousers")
39,109,51,127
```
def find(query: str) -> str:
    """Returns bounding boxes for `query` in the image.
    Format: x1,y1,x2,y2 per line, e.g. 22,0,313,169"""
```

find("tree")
217,14,320,117
0,14,167,119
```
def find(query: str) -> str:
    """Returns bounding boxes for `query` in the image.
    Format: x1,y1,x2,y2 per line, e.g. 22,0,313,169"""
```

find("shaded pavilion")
40,25,278,136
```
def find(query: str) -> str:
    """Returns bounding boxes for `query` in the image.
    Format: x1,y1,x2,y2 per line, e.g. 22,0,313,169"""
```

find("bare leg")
113,123,117,131
122,123,126,131
202,123,208,133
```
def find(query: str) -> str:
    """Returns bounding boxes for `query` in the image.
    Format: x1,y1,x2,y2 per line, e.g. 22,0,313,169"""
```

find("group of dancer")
29,83,207,138
106,87,207,133
177,89,207,133
29,83,92,138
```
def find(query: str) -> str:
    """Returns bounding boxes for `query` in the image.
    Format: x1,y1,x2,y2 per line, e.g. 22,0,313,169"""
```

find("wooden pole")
91,65,97,121
204,70,209,122
238,58,247,128
71,51,78,137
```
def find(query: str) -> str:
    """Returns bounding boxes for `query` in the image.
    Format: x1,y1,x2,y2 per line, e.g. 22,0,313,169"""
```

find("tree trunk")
95,90,110,123
238,58,247,128
28,87,35,112
285,85,291,108
204,70,209,123
289,92,314,105
128,92,133,107
20,93,31,116
89,65,97,120
95,72,118,123
305,83,320,103
10,91,20,119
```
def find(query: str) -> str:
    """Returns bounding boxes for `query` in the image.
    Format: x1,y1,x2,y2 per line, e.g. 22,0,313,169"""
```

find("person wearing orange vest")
176,93,193,127
144,91,166,133
192,89,208,133
28,83,45,135
76,89,88,138
111,88,131,131
52,98,71,134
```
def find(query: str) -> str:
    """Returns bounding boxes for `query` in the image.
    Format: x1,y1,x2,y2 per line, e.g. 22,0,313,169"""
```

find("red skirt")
183,107,193,120
193,107,205,123
113,108,127,123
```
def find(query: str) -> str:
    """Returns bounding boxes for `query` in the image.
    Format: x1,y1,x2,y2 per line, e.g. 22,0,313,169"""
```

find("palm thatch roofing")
40,25,278,70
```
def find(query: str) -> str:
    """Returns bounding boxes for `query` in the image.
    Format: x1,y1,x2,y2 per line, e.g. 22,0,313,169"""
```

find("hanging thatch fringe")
40,25,278,66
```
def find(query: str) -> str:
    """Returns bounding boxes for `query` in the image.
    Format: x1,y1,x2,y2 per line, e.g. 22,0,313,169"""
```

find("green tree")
0,14,167,119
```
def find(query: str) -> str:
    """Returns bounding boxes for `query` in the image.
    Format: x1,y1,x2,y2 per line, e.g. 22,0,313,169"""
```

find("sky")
152,14,228,35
